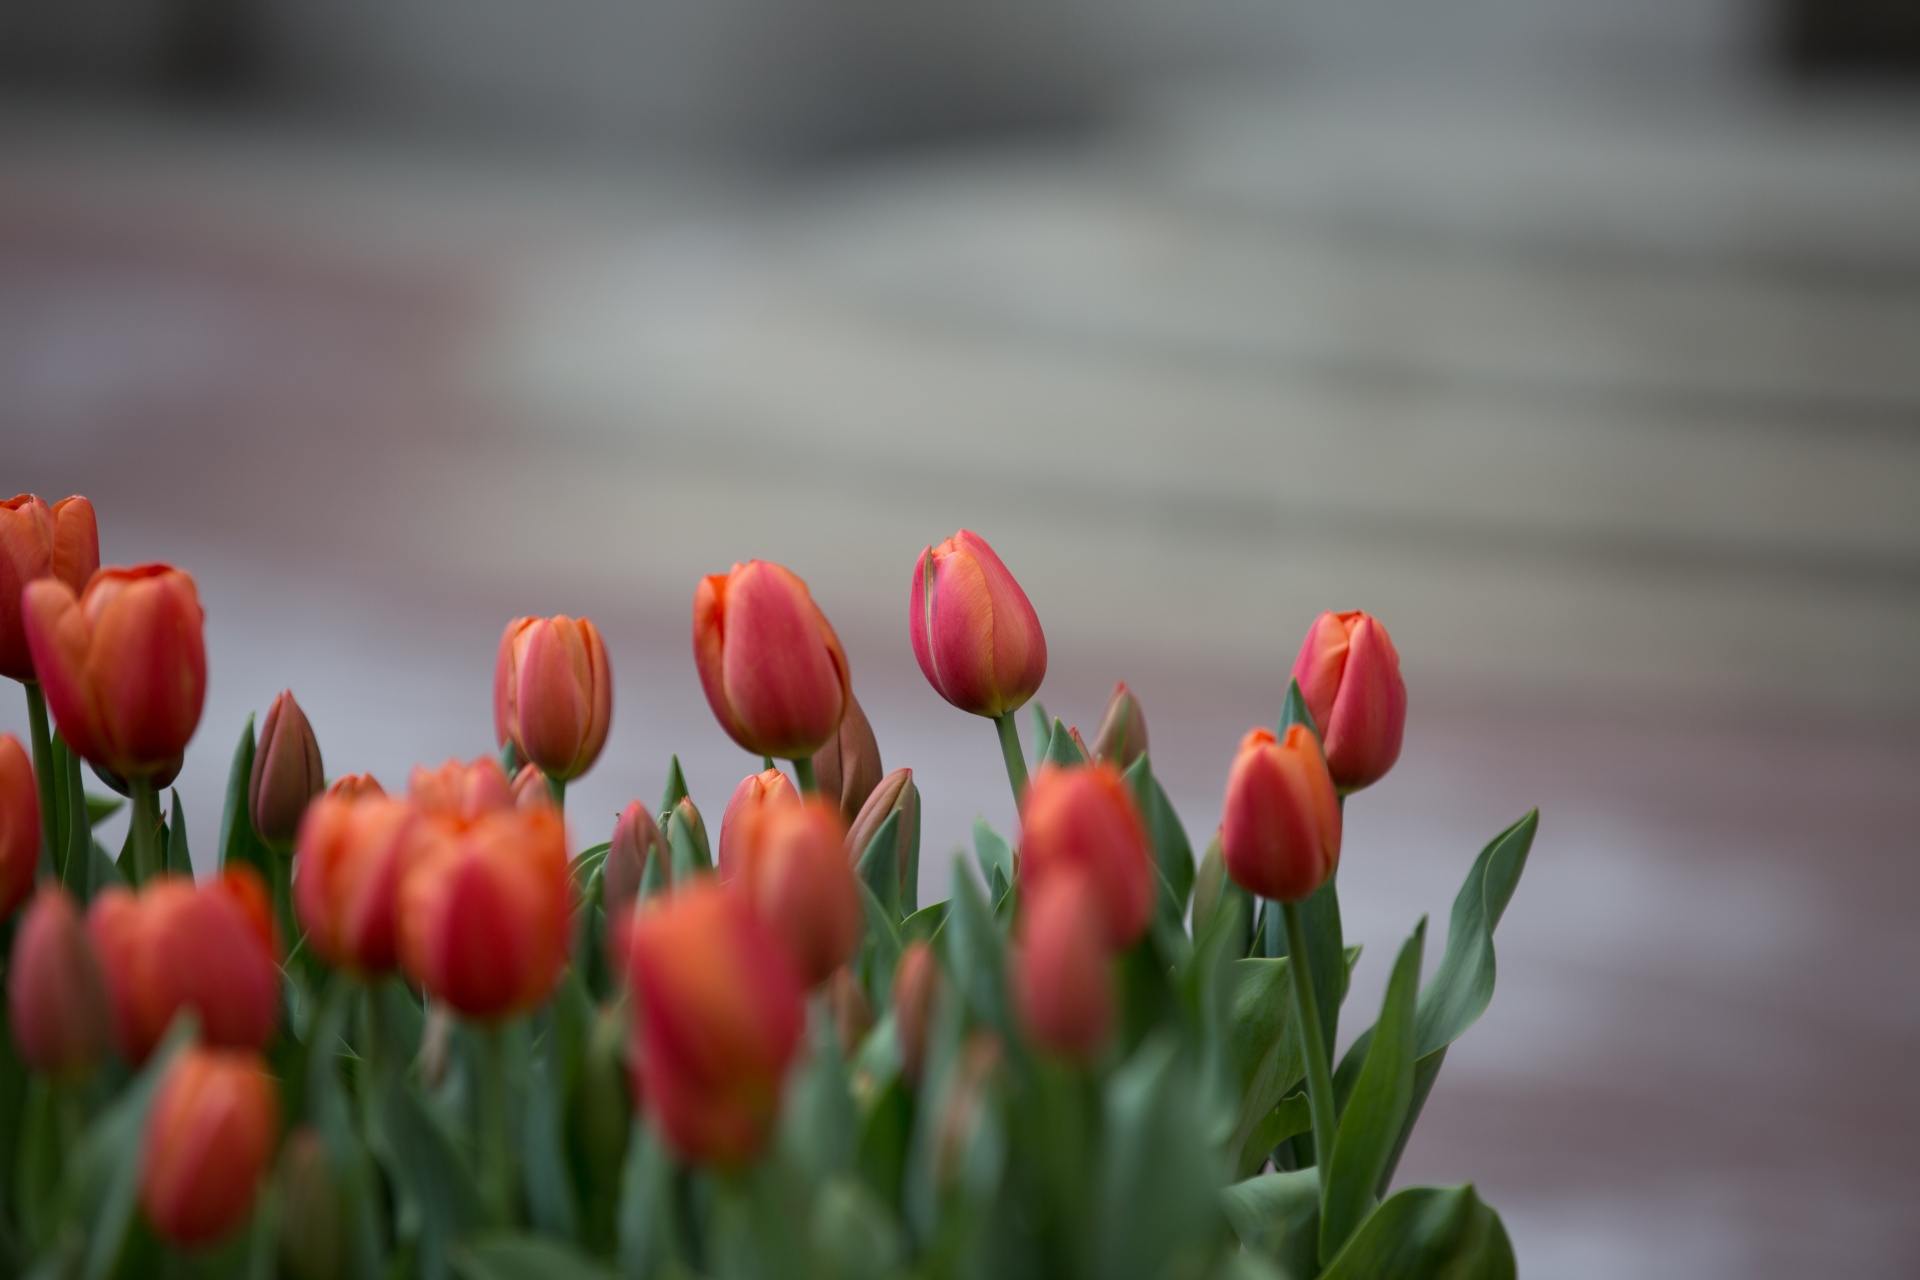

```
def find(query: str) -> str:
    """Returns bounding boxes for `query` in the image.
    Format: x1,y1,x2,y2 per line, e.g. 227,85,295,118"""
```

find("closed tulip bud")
277,1128,344,1280
0,494,97,683
1290,611,1407,792
934,1033,1002,1190
494,615,613,782
846,767,919,911
738,798,861,988
408,757,513,827
625,880,804,1166
7,886,112,1077
607,801,667,907
294,794,417,975
692,560,852,760
23,564,205,781
1220,726,1341,903
811,690,883,824
398,808,571,1021
909,530,1047,718
823,966,874,1058
717,768,798,880
325,772,384,801
892,942,939,1085
1018,763,1155,950
250,691,324,846
141,1048,279,1249
1014,871,1113,1062
0,734,37,919
1091,681,1149,770
510,763,555,812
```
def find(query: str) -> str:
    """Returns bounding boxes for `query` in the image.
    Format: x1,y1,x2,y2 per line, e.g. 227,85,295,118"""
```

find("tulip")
892,941,940,1084
607,800,668,907
7,886,112,1077
141,1047,279,1249
692,560,852,761
624,880,804,1166
735,797,862,988
277,1128,345,1280
1220,726,1341,904
823,967,874,1058
934,1033,1003,1189
510,762,555,812
0,734,37,919
325,772,385,801
408,757,513,827
846,766,919,913
1018,763,1155,950
397,807,571,1021
294,794,417,975
812,690,883,824
0,494,98,683
1014,871,1112,1062
909,530,1047,720
1290,611,1407,792
1092,681,1149,770
493,615,612,784
716,768,798,880
250,690,324,846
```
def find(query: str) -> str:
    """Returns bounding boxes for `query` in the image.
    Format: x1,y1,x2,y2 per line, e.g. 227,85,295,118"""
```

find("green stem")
479,1026,516,1225
789,756,817,795
269,850,296,952
128,777,161,886
545,773,567,812
23,683,57,871
993,711,1029,807
1282,899,1339,1194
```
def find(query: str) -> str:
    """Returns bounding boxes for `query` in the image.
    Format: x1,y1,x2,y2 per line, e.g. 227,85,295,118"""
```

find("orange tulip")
1290,611,1407,792
692,561,851,760
0,493,97,683
735,797,862,988
892,941,940,1084
493,615,612,782
910,530,1047,718
0,734,37,919
606,800,668,907
624,880,804,1166
509,762,555,811
250,690,324,846
811,690,883,824
1018,763,1155,950
1014,871,1112,1062
716,767,797,880
1220,726,1341,903
7,886,112,1077
294,793,418,975
324,772,385,802
22,564,205,782
397,807,571,1021
407,757,513,827
141,1047,279,1249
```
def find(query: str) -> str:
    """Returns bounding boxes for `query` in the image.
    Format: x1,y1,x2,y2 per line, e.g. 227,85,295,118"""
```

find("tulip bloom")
1220,726,1341,903
812,690,883,824
325,772,385,802
910,530,1047,719
607,800,668,907
1092,681,1149,769
7,886,112,1077
408,757,513,827
22,564,205,782
735,798,862,988
846,766,919,910
693,561,852,760
0,734,37,919
0,494,97,683
624,880,804,1166
1014,871,1113,1062
716,768,798,880
250,690,324,846
1018,763,1155,950
1290,611,1407,792
893,941,940,1084
295,794,418,975
141,1047,280,1249
398,808,571,1021
494,615,612,782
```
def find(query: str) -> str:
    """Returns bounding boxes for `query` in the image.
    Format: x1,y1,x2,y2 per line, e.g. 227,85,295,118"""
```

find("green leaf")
859,883,904,1013
666,802,711,881
166,789,193,876
85,793,122,826
809,1177,904,1280
1042,717,1085,769
305,985,386,1279
1029,701,1051,760
659,756,690,817
615,1121,681,1280
1222,1167,1320,1279
1222,959,1301,1175
375,1066,487,1280
1317,1184,1515,1280
220,715,271,876
59,737,90,899
523,1015,582,1242
73,1020,195,1280
970,819,1014,892
853,1073,913,1209
780,1009,857,1182
1239,1095,1313,1181
1320,919,1426,1263
942,860,1007,1031
1124,754,1196,923
856,811,904,921
453,1232,617,1280
900,900,949,949
1097,1032,1229,1280
1277,679,1319,738
1192,834,1251,961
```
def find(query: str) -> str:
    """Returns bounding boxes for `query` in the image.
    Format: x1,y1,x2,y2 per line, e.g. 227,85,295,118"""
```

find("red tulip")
892,941,940,1084
1018,763,1155,950
325,773,385,802
1220,726,1341,903
294,794,418,975
716,767,797,880
407,757,513,827
493,615,613,782
606,800,668,907
1091,681,1149,769
141,1047,279,1249
692,561,851,760
22,564,205,781
397,807,571,1021
1014,871,1112,1062
735,797,862,988
1290,611,1407,792
7,886,112,1077
624,880,804,1166
250,690,324,846
909,530,1047,718
0,734,37,919
811,690,883,824
0,494,97,683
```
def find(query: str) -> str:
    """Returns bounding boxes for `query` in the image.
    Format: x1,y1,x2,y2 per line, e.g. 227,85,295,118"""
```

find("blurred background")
3,0,1918,1275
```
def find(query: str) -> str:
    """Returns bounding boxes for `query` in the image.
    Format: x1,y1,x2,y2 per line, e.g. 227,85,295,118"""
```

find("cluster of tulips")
0,497,1537,1280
